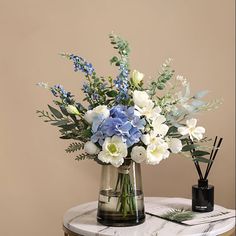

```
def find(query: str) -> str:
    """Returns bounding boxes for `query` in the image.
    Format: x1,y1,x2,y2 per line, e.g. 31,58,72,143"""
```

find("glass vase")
97,158,145,226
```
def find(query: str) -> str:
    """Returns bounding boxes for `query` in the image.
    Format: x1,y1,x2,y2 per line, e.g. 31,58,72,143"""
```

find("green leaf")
167,126,178,135
193,157,212,163
110,56,118,64
106,90,118,97
192,150,210,156
80,129,92,138
157,83,165,90
48,105,63,119
59,106,69,116
182,144,198,152
59,135,71,139
59,124,77,130
51,120,68,126
65,142,84,153
75,153,96,161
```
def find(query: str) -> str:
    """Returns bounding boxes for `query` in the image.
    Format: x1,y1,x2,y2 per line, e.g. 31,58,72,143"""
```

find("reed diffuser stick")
204,136,218,179
204,137,223,179
189,140,203,179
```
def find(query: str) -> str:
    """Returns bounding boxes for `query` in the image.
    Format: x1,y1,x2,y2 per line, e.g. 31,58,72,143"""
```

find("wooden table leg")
220,227,235,236
63,225,83,236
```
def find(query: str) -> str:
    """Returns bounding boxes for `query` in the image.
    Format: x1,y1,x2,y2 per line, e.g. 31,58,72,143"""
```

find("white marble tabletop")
63,197,235,236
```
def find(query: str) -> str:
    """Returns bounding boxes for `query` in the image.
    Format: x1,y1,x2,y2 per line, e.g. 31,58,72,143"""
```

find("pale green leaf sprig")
148,58,175,96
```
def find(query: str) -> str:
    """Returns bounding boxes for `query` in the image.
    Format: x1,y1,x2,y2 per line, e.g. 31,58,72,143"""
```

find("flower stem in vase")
115,163,136,217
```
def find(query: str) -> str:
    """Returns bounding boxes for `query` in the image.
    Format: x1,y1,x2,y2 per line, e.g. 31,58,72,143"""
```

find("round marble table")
63,197,235,236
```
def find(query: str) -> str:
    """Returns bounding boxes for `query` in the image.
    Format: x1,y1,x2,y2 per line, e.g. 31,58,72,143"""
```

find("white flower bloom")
131,146,146,163
167,138,183,153
152,115,169,137
84,141,100,155
84,105,110,124
133,90,150,108
135,101,162,120
141,134,151,145
84,110,93,123
98,136,127,167
66,105,80,115
141,131,159,145
132,70,144,87
178,118,205,141
133,90,162,120
146,138,170,165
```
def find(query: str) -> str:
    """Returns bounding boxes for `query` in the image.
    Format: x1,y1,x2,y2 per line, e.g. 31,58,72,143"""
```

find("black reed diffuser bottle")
192,179,214,212
190,137,223,213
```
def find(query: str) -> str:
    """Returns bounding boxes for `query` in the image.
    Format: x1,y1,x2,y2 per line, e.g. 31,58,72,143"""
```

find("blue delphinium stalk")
91,105,146,147
109,33,131,104
62,53,95,76
50,84,74,104
114,63,129,102
69,54,94,76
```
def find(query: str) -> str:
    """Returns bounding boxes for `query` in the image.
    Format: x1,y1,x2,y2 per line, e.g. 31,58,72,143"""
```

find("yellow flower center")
107,143,118,154
151,146,164,158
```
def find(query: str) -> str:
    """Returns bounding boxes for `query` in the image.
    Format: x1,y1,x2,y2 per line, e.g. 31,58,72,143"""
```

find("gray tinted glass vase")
97,158,145,226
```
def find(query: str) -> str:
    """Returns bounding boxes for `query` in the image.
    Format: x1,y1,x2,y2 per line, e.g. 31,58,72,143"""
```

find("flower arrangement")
37,33,220,166
37,33,221,223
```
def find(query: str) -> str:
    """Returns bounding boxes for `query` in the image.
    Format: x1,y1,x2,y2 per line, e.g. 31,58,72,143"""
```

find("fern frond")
75,153,96,161
65,142,84,153
161,208,194,223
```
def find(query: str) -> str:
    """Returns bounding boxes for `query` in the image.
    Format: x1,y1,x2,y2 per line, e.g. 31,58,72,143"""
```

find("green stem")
115,171,136,217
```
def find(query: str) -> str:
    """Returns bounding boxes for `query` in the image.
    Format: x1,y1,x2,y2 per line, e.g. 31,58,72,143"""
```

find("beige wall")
0,0,234,235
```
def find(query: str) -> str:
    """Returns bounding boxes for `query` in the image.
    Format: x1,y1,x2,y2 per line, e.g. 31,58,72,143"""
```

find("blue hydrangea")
91,105,146,147
69,54,95,76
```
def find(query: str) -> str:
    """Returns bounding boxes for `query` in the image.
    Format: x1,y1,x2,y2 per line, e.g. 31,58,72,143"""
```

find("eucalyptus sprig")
149,58,175,96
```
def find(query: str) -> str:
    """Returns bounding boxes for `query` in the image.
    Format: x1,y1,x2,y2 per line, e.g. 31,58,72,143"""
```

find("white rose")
132,70,144,87
168,138,183,153
84,105,110,124
131,146,147,163
84,141,100,155
66,105,80,115
133,90,150,108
